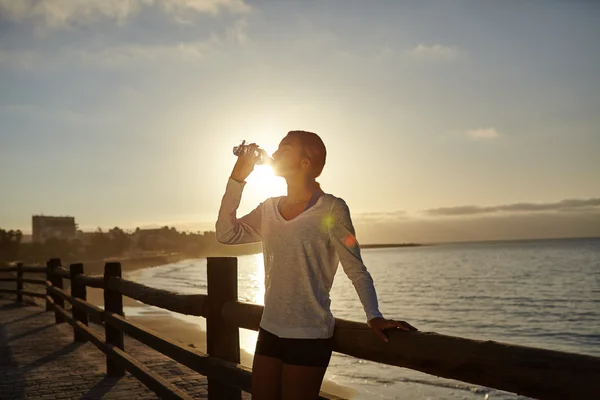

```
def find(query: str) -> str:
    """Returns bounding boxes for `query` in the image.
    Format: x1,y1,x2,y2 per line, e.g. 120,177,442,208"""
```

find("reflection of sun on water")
249,253,265,306
240,253,266,358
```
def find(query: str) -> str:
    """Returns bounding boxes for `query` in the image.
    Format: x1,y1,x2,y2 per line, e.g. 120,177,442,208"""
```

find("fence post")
104,262,125,376
48,258,64,323
16,262,23,302
70,263,88,342
207,257,241,400
45,259,56,311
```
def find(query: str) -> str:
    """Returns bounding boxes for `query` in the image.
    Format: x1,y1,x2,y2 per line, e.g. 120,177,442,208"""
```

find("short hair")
287,130,327,178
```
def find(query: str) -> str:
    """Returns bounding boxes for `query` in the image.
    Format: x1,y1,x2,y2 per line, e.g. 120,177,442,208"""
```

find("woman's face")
272,135,310,178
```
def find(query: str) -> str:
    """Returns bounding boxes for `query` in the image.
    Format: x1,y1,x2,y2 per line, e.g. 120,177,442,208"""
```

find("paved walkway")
0,298,251,399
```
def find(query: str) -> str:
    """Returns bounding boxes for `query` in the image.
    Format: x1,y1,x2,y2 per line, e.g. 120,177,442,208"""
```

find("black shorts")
255,328,333,367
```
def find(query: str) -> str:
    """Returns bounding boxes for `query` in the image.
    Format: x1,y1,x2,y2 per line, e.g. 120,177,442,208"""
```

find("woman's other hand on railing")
368,317,418,343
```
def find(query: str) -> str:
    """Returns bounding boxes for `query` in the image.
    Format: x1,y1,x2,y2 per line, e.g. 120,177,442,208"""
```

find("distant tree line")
0,227,261,264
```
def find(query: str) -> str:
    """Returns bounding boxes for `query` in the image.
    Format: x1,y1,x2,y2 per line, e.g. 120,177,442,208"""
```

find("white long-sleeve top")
216,178,383,339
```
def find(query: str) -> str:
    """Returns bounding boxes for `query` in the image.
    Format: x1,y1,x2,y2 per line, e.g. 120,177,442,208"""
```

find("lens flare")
344,234,357,248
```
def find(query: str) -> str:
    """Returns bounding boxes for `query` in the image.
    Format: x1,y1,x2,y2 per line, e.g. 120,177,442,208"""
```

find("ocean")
127,237,600,399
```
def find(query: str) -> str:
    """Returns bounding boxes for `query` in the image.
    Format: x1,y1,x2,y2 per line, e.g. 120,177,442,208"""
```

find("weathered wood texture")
0,288,45,298
0,265,46,273
48,259,64,324
52,266,70,279
73,274,104,288
71,298,105,323
45,295,54,306
47,285,71,303
0,298,249,399
70,263,88,342
221,301,261,331
45,259,57,311
16,263,23,302
53,303,193,400
46,287,336,398
206,257,241,400
19,278,47,285
220,300,600,400
7,256,599,399
104,311,210,373
106,277,207,316
104,262,125,376
331,319,600,400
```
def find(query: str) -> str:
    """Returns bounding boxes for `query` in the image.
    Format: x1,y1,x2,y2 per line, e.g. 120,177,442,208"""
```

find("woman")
216,130,417,400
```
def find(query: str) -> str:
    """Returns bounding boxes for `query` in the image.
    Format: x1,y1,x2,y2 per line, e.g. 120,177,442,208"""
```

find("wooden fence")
1,257,599,400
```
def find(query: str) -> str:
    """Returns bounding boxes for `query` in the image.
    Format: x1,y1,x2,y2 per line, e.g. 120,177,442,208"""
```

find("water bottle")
232,141,273,165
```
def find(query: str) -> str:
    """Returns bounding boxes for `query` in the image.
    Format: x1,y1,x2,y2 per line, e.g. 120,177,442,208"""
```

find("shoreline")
70,253,192,276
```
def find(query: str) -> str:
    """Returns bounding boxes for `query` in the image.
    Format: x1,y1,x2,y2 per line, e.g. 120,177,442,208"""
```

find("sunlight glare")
239,253,266,359
246,164,286,197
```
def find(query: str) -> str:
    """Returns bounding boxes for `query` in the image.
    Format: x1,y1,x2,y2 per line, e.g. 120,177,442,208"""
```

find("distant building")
32,215,77,243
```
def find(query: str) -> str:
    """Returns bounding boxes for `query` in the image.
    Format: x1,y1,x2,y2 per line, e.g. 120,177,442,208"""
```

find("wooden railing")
1,257,599,400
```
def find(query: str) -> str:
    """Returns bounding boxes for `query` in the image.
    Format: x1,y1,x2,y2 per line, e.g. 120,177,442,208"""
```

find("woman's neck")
285,178,318,203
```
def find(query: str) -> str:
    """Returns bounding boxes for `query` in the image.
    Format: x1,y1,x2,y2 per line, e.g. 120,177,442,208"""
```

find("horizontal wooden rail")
18,290,46,298
23,266,48,273
73,274,104,288
52,267,71,279
54,303,190,399
51,302,74,324
52,303,193,400
10,257,597,399
47,285,72,304
101,310,270,396
66,293,330,398
71,298,105,323
0,288,46,298
106,277,208,317
21,278,48,285
0,266,47,273
221,301,261,331
109,344,193,400
0,277,16,282
220,301,600,400
104,311,210,374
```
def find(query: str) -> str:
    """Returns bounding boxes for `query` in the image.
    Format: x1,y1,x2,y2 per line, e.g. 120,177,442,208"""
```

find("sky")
1,0,599,243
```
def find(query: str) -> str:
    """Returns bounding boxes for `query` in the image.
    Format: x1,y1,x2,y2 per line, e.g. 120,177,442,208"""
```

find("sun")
246,164,286,197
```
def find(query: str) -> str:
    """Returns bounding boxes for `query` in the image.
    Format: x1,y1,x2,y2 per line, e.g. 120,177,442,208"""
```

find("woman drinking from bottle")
216,130,417,400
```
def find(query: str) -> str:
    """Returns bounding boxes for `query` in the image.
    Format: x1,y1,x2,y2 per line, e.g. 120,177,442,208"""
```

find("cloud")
0,49,38,69
77,41,214,69
466,127,499,139
164,0,250,18
354,210,408,223
354,212,600,244
0,0,251,70
0,0,250,28
423,198,600,217
0,39,222,70
409,44,459,60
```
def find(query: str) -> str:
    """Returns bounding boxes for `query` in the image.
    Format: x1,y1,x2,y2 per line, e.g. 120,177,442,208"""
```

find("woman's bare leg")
252,354,283,400
281,364,328,400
